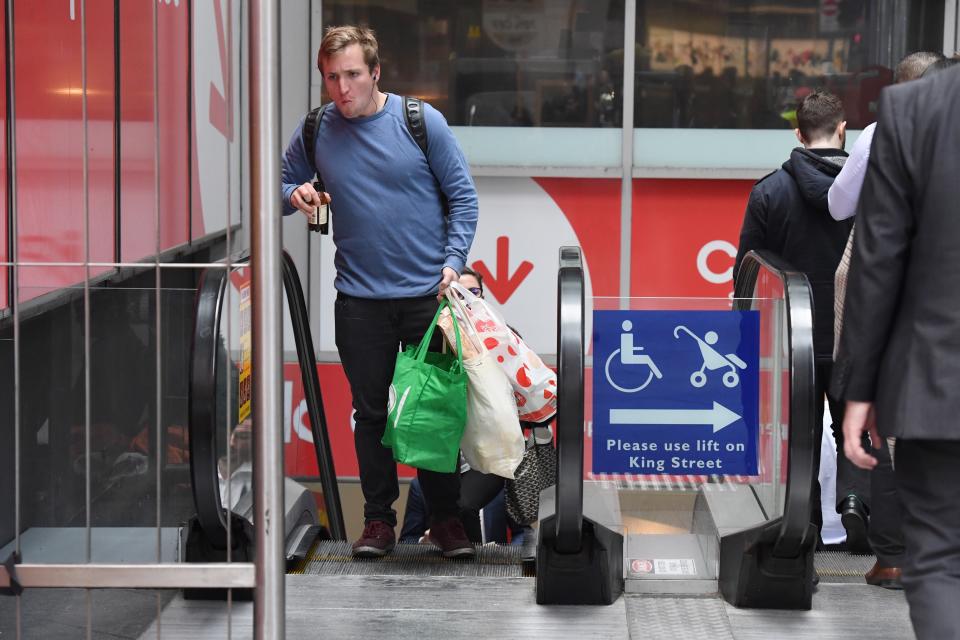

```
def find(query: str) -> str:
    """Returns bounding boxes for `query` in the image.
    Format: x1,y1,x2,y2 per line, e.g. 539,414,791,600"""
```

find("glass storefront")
321,0,945,170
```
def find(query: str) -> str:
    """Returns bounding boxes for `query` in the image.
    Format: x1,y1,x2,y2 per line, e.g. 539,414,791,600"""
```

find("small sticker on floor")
654,558,697,575
630,559,654,574
628,558,697,577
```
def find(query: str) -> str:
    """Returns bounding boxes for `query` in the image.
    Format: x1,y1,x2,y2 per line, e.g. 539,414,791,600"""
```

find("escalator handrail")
733,249,817,558
280,251,346,540
188,265,231,548
188,254,347,547
554,246,585,553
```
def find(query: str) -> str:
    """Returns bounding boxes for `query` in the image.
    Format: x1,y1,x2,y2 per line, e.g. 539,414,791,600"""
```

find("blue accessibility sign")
592,310,759,475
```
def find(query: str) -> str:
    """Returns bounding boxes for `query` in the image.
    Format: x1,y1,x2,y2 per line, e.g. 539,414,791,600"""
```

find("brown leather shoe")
865,562,903,590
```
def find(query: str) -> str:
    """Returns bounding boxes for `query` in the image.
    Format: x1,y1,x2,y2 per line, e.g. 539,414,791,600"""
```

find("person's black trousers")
816,362,870,512
816,362,904,561
895,439,960,640
868,439,904,567
335,292,460,528
459,469,507,542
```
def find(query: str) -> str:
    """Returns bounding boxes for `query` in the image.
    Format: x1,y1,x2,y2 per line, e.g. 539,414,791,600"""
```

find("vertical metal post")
5,0,21,635
152,1,164,635
618,0,636,306
80,2,93,636
249,0,285,638
946,0,959,56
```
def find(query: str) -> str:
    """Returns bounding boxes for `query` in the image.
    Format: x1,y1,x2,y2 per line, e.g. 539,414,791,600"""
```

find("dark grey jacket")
734,147,853,362
831,65,960,440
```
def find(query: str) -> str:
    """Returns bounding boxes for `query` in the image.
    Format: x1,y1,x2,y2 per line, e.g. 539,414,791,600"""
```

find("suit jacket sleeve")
733,187,768,288
831,86,916,401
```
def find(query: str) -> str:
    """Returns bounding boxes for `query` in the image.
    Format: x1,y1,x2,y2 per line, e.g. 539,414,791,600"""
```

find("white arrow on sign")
609,401,741,434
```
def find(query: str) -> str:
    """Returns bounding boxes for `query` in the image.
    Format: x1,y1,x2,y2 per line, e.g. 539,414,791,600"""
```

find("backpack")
301,95,429,186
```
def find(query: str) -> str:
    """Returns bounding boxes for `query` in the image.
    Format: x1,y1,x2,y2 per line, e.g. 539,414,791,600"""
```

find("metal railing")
1,3,282,638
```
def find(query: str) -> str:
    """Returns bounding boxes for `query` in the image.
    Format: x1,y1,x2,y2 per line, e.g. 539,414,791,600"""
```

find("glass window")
322,0,627,168
634,1,882,130
632,0,945,171
323,0,625,127
319,0,944,171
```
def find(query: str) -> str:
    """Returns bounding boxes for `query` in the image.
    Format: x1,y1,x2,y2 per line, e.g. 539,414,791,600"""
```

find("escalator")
536,246,818,609
183,246,818,609
183,251,346,596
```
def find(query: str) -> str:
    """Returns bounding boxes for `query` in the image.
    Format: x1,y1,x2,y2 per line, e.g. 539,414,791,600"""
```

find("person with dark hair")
734,89,853,542
827,50,943,588
280,25,479,560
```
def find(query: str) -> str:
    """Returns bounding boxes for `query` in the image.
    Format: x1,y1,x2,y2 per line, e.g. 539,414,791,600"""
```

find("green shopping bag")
382,299,467,473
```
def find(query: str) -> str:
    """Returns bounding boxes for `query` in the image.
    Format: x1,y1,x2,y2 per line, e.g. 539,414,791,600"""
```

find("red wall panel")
0,2,6,310
631,179,753,298
534,178,621,298
159,1,190,250
13,0,115,300
120,0,189,261
285,363,418,480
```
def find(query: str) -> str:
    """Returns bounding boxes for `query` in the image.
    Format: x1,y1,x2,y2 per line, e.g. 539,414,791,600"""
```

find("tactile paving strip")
626,596,735,640
295,540,529,578
815,550,877,583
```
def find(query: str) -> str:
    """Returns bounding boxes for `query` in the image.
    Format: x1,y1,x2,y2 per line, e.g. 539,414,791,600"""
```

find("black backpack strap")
301,103,330,180
403,96,428,157
402,95,449,213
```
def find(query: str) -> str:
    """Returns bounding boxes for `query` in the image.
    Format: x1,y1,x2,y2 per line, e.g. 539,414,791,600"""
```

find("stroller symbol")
673,325,748,388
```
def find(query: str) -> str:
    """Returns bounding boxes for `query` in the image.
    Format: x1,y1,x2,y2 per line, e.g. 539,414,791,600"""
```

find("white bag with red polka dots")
446,282,557,423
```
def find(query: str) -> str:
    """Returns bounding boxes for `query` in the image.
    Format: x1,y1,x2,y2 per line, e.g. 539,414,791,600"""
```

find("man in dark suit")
833,65,960,639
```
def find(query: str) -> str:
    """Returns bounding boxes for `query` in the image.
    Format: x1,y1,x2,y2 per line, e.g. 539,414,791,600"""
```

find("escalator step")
815,551,876,583
296,540,527,578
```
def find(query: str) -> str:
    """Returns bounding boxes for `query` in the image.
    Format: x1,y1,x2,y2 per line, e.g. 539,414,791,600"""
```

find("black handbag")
505,426,556,525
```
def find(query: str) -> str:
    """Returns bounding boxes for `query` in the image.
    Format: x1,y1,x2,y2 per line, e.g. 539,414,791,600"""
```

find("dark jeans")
816,362,870,511
459,469,508,542
895,440,960,640
335,292,460,528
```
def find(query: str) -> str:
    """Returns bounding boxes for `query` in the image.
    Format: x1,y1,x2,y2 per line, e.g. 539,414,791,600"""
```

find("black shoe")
839,495,871,554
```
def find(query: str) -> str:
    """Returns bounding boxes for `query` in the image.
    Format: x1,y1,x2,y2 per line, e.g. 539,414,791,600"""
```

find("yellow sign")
238,283,252,423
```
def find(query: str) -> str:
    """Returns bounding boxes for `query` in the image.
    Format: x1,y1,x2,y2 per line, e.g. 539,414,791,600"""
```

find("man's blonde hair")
318,25,379,73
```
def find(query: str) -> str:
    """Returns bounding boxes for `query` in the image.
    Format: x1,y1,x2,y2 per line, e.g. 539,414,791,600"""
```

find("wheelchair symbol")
605,320,663,393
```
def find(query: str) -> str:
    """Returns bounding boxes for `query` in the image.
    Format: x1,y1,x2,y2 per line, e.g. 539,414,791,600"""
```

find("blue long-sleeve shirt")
281,93,478,299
